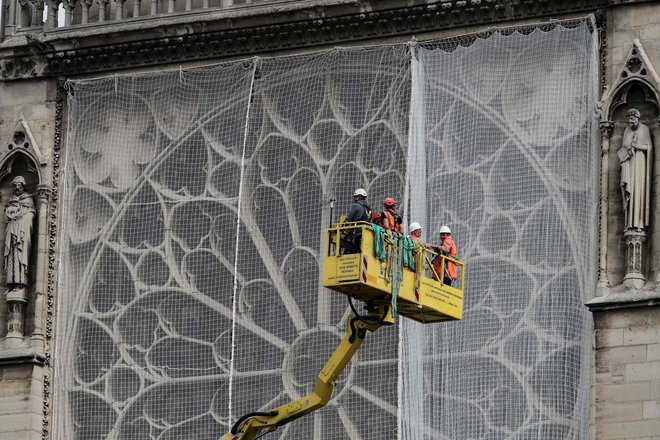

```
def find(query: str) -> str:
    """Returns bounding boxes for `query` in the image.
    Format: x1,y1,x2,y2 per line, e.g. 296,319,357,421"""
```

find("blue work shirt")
346,200,371,222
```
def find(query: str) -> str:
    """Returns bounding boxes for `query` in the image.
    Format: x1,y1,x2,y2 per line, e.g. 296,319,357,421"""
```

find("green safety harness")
371,226,416,318
372,224,387,262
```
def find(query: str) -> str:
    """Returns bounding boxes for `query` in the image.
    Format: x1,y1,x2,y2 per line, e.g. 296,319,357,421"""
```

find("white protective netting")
56,19,598,440
401,22,599,440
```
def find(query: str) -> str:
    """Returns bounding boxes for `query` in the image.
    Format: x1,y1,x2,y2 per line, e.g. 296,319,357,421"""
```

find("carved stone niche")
593,40,660,303
0,119,49,351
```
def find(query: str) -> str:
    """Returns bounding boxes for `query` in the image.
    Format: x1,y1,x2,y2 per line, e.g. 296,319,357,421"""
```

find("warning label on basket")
337,255,360,281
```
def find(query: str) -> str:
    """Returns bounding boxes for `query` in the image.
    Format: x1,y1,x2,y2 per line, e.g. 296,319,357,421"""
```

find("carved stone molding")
600,120,614,142
0,0,609,80
36,184,51,203
40,78,64,440
623,230,646,289
5,289,28,348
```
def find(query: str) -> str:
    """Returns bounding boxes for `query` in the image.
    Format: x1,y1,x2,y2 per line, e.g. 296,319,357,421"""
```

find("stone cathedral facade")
0,1,659,439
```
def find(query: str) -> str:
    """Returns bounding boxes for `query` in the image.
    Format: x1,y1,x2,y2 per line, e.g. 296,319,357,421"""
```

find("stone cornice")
586,289,660,312
0,0,620,80
0,348,46,366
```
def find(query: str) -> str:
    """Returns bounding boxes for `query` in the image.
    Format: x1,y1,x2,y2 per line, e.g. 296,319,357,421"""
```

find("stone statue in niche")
618,109,653,232
4,175,35,290
616,109,655,289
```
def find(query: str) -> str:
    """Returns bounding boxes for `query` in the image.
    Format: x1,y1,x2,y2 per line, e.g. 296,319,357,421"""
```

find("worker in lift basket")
345,188,371,223
342,188,372,254
408,222,422,241
372,197,403,233
432,225,457,286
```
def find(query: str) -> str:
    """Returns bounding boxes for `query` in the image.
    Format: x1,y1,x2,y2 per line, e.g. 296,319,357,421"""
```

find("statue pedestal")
623,230,646,289
5,287,28,348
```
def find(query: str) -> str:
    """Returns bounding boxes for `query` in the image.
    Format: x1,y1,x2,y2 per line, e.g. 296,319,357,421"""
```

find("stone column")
115,0,126,19
6,0,17,31
64,0,76,25
30,185,50,350
81,0,92,23
45,0,59,29
98,0,109,22
652,118,660,284
624,229,646,289
598,120,613,289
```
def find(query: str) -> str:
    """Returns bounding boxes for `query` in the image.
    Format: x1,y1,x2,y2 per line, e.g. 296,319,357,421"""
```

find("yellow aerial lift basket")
323,221,464,323
220,222,466,439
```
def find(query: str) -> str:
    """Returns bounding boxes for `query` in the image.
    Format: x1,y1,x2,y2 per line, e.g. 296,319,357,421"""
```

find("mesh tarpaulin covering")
401,23,599,440
57,20,598,440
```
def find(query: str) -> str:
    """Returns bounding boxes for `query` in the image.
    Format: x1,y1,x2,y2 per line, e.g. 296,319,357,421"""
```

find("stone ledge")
0,0,608,80
586,289,660,312
0,349,46,367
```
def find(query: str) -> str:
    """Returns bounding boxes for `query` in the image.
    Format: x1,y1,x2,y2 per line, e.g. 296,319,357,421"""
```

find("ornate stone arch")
609,79,659,122
603,39,660,121
0,116,49,184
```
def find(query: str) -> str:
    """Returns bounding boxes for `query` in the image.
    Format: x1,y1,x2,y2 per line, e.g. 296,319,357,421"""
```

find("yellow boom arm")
220,305,394,440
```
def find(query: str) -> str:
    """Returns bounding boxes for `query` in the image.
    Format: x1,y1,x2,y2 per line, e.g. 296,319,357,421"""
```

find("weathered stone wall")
590,4,660,440
0,78,57,440
608,3,660,77
0,363,44,440
594,309,660,439
0,80,56,152
0,78,57,337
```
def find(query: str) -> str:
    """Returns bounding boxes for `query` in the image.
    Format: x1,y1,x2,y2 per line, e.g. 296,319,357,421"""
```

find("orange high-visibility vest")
382,210,402,233
443,237,457,279
433,236,457,280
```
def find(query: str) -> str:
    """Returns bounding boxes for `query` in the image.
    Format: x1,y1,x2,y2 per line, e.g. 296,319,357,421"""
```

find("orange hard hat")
384,197,396,206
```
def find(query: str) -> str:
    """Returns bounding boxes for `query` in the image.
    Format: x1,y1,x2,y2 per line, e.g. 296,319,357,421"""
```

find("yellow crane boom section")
221,307,395,440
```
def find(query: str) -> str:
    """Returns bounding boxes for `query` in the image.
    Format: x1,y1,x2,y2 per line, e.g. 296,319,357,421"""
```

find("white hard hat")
439,225,451,234
353,188,367,197
409,222,421,233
